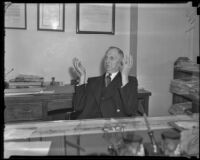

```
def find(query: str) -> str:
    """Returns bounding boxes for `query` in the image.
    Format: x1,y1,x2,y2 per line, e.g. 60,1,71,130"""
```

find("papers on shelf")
175,61,199,73
168,120,199,131
180,128,199,155
168,102,192,115
4,141,51,158
170,79,199,96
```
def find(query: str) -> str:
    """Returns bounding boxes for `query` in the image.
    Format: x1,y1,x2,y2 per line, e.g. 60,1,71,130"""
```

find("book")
4,88,43,93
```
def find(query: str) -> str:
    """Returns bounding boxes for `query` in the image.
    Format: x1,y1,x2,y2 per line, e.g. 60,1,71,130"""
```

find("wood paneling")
5,102,43,121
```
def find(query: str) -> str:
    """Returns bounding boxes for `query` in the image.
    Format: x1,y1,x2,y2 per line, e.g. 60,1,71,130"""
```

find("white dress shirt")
105,72,119,81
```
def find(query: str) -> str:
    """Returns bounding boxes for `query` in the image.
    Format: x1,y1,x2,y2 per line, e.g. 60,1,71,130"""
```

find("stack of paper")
4,141,51,158
175,60,199,73
180,128,199,156
170,79,199,95
168,102,192,115
10,74,44,82
9,74,44,88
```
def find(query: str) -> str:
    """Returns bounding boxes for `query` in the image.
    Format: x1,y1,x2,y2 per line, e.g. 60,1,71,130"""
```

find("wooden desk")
4,93,73,122
4,88,151,123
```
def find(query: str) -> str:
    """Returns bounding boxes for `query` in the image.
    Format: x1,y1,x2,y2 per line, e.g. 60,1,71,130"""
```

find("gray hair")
105,46,124,58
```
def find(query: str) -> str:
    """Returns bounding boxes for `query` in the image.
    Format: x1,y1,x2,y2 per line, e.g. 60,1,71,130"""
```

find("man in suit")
72,46,138,119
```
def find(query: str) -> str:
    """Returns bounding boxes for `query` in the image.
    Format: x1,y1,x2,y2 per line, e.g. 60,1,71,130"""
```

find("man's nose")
105,58,110,64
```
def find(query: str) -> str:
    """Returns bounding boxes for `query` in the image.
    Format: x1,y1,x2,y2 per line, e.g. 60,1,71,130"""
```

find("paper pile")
170,79,199,97
168,102,192,115
9,74,44,88
175,58,199,73
180,127,199,156
10,74,44,82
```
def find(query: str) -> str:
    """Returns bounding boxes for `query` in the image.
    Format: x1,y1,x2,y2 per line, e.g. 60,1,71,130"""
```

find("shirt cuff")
76,83,86,87
121,82,129,88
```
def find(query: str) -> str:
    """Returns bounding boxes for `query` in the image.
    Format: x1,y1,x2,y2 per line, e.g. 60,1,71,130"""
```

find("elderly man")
72,46,138,119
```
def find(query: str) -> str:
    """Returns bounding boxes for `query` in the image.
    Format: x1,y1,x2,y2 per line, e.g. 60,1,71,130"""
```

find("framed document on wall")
76,3,115,34
5,3,27,29
37,3,65,32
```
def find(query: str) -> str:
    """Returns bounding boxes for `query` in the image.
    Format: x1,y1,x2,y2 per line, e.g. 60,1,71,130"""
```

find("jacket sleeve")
118,76,138,116
72,78,93,112
73,84,86,112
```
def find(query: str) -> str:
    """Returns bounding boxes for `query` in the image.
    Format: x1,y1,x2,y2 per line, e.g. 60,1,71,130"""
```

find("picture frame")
76,3,115,34
5,3,27,29
37,3,65,32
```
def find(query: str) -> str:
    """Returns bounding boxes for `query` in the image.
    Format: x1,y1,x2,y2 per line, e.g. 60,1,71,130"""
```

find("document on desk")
4,128,36,141
4,141,51,158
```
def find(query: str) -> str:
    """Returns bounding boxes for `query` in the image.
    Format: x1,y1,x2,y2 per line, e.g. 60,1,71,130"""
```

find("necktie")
105,73,111,87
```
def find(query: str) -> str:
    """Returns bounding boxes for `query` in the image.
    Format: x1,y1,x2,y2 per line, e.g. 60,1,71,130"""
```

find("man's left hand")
121,54,133,86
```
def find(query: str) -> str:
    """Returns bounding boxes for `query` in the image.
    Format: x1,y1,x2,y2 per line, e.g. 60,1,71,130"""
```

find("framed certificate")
76,3,115,34
37,3,65,32
5,3,27,29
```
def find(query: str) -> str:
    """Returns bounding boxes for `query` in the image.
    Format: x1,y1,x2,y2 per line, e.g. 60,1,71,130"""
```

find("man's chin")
105,69,111,73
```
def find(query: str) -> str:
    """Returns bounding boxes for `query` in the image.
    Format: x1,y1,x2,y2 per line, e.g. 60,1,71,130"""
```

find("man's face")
104,48,123,73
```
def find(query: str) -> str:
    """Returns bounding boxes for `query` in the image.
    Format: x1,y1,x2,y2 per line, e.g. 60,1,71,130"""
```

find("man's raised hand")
120,54,133,86
73,58,86,85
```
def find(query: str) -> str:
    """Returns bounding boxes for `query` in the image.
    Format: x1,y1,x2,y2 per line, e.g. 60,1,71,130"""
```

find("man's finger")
130,55,133,66
74,63,80,74
127,55,130,65
72,58,77,67
124,55,128,64
73,66,81,77
128,55,132,66
75,60,80,73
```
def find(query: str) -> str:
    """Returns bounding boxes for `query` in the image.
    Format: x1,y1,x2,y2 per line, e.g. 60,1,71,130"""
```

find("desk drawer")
48,99,72,112
5,103,43,122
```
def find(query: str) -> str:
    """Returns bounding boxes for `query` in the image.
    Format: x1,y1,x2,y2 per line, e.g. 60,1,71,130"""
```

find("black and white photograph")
3,2,199,158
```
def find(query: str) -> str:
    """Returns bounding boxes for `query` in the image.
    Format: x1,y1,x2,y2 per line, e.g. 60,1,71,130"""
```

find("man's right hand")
73,58,86,85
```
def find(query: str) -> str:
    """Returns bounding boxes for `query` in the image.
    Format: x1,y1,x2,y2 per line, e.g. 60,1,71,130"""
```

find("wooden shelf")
172,59,199,113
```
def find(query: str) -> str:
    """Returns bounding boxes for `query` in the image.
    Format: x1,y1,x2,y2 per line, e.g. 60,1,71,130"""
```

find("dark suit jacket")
73,72,138,119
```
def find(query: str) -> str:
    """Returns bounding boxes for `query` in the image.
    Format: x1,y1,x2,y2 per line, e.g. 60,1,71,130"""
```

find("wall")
5,3,198,116
5,3,131,83
192,13,199,63
137,4,193,116
129,4,138,76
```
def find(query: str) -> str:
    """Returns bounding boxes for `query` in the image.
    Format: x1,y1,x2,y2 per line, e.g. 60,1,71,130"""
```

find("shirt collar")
105,71,119,81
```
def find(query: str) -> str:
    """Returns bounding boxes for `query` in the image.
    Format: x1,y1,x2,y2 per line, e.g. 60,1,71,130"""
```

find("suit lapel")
92,74,105,106
92,72,122,105
103,72,122,99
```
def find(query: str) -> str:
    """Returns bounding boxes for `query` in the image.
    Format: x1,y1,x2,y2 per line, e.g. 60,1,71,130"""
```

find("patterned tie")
105,73,112,87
